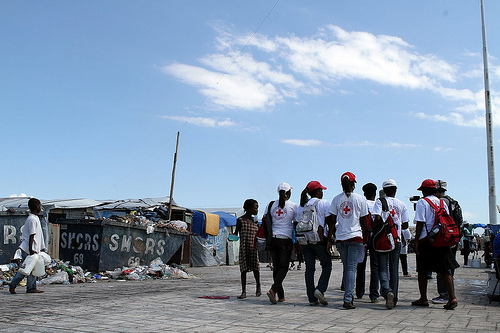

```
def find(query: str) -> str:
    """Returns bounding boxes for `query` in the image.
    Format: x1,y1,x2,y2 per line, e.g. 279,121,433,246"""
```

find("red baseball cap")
307,181,327,192
341,172,356,182
417,179,437,190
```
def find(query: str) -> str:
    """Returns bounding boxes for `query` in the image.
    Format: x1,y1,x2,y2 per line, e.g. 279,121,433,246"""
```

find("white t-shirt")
367,199,375,216
19,213,45,254
271,200,298,239
401,229,412,255
372,196,409,239
296,197,331,237
329,192,368,241
413,195,449,240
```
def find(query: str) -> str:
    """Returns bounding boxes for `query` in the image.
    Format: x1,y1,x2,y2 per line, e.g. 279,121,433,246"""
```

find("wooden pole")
168,132,180,222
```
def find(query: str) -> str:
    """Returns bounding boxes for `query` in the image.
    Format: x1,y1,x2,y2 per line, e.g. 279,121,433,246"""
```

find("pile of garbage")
104,208,189,233
1,257,195,288
102,258,195,280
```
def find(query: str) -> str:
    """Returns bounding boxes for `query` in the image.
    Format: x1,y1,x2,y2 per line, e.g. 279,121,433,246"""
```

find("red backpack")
423,198,460,247
372,198,399,252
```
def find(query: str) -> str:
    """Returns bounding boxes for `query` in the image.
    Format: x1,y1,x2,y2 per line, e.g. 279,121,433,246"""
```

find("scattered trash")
1,256,195,287
41,271,70,285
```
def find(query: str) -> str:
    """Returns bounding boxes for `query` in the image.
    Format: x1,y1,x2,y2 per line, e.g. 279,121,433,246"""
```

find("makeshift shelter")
190,210,237,267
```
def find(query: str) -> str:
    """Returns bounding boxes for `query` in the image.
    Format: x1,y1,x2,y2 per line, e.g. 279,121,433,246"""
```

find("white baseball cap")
382,179,397,188
277,182,292,193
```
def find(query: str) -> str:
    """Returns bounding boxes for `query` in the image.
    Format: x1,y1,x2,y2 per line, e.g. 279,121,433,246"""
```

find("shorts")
416,239,460,274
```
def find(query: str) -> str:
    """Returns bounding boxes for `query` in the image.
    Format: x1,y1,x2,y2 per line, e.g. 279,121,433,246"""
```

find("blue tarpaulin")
211,211,237,229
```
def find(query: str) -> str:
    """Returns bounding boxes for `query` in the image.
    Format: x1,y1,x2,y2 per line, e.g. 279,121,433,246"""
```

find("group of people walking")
234,172,462,310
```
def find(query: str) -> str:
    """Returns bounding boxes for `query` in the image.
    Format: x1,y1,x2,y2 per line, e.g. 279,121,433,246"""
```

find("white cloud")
10,193,27,198
164,23,499,128
414,111,485,128
282,139,423,149
281,139,325,147
384,143,420,148
162,115,237,128
433,147,454,152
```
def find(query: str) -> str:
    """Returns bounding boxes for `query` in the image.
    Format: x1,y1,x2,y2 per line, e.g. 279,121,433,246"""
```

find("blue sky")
1,1,500,225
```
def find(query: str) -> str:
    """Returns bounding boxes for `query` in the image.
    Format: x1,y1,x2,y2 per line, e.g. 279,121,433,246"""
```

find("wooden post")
168,132,180,222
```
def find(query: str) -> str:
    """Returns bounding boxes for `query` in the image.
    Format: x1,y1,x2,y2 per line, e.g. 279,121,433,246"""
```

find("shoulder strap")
311,198,320,208
267,200,275,215
423,197,439,211
380,197,389,212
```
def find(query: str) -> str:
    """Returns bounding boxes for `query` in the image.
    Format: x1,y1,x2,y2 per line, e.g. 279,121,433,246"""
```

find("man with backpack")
411,179,459,310
371,179,409,309
432,180,463,304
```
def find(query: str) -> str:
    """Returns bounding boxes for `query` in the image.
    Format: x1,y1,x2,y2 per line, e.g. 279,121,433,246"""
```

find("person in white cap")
371,179,409,309
326,172,368,309
266,182,298,304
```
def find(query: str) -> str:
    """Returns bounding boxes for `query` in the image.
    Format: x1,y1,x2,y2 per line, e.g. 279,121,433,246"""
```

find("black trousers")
269,237,293,299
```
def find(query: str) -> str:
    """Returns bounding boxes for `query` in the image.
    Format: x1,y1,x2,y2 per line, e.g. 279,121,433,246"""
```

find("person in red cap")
296,181,332,306
411,179,459,309
326,172,369,309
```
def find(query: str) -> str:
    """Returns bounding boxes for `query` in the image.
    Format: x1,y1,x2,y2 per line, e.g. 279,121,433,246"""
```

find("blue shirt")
493,233,500,259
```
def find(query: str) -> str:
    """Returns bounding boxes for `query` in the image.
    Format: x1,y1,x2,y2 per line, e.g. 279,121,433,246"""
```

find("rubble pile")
104,209,189,233
0,257,195,288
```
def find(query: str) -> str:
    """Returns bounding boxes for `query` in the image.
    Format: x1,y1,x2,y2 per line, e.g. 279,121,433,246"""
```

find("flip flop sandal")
411,299,429,307
443,300,458,310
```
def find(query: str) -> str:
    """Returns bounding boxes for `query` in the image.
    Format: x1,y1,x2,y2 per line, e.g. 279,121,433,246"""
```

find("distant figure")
400,228,412,277
234,199,261,299
327,172,368,310
461,224,473,266
266,183,297,304
289,233,303,271
9,198,46,294
296,181,332,306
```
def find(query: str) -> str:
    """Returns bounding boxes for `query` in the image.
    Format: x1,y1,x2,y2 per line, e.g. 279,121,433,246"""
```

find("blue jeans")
377,242,401,302
9,251,37,292
301,242,332,303
337,241,363,303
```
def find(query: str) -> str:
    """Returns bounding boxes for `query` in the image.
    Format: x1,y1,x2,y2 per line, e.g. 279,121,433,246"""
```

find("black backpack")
443,195,463,233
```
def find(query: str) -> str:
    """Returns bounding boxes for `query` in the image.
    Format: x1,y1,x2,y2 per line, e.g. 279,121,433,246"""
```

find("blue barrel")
58,219,188,271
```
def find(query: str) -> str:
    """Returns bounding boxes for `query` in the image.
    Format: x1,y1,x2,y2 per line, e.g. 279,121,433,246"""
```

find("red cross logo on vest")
343,206,351,215
276,209,284,217
390,208,396,217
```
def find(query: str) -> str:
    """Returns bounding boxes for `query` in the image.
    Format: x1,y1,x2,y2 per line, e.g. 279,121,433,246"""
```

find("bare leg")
238,272,247,299
253,270,261,296
417,271,428,301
